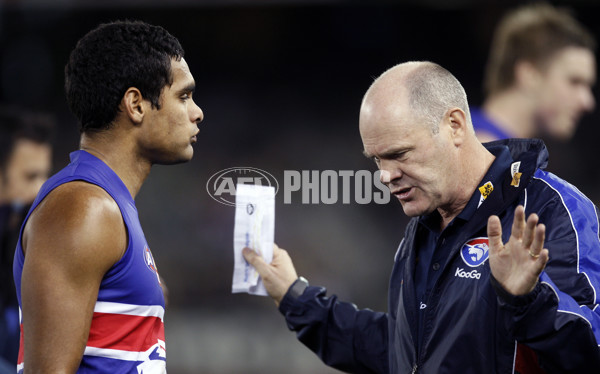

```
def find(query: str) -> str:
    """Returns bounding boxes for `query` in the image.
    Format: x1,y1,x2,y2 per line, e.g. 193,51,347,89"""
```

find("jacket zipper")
411,363,418,373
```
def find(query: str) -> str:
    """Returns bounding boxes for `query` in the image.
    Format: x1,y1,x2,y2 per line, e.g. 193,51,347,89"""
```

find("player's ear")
121,87,146,125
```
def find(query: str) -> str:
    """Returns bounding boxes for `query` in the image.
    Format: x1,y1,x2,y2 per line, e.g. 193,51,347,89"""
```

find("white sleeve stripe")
533,172,599,304
541,281,560,302
533,175,580,270
542,281,594,331
556,309,593,329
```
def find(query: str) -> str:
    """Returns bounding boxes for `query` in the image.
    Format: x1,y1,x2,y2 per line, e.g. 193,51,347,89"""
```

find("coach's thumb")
243,247,267,273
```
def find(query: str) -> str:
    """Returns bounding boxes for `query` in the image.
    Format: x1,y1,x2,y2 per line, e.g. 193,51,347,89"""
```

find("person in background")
244,61,600,373
0,107,54,373
473,2,596,142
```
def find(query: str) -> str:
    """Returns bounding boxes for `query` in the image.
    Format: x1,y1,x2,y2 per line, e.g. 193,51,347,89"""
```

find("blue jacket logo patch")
460,237,489,267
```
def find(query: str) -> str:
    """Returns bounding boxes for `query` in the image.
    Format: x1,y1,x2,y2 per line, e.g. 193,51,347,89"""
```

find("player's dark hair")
64,20,184,133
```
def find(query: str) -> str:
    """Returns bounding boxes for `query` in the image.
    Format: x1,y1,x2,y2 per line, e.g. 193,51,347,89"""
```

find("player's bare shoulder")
22,181,127,269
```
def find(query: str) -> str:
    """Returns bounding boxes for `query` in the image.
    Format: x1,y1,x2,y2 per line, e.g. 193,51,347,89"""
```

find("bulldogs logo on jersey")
136,339,166,374
460,237,489,267
144,246,161,285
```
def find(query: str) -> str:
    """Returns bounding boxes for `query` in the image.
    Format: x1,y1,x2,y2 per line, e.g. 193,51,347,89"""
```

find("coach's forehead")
360,63,420,129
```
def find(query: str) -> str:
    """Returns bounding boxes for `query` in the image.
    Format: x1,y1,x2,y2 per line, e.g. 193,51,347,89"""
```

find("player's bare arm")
20,181,127,374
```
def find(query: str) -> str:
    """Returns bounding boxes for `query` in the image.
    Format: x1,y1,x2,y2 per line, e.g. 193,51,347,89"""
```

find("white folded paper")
232,184,275,296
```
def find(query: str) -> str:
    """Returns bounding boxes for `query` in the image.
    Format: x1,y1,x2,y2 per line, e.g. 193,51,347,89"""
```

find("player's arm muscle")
20,182,127,374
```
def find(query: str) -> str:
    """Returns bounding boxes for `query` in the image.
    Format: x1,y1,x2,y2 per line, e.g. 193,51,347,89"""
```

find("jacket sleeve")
494,174,600,372
278,285,389,374
492,273,600,373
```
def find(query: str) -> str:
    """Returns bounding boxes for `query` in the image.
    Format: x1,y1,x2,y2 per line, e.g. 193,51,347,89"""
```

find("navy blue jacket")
279,139,600,373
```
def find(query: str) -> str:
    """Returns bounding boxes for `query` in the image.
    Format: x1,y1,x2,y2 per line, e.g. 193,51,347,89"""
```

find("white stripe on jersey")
94,301,164,321
84,339,166,361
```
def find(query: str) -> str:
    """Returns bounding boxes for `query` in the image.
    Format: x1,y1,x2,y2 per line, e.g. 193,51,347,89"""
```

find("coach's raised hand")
487,205,550,296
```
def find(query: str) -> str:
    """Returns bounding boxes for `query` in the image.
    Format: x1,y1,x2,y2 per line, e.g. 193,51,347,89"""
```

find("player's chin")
176,150,195,164
156,148,195,165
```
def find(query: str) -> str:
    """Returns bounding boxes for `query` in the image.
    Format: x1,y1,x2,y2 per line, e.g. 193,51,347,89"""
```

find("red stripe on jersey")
87,312,165,352
17,324,24,365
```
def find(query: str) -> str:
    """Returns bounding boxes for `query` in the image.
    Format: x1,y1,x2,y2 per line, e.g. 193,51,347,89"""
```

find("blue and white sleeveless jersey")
13,150,166,373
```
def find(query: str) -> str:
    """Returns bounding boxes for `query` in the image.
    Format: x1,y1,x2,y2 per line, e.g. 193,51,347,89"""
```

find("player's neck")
80,130,151,199
483,91,537,138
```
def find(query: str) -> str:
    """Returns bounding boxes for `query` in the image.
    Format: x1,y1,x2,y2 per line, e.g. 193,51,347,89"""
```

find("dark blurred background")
1,0,599,373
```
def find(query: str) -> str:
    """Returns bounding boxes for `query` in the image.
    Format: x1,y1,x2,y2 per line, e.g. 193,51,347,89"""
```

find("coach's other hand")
243,244,299,306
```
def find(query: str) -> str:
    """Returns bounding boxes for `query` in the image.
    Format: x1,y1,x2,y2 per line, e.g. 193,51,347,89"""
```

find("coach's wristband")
287,276,309,300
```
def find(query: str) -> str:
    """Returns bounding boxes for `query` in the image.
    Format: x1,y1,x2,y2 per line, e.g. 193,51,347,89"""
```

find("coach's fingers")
487,215,504,254
522,213,539,249
528,223,546,260
510,205,526,240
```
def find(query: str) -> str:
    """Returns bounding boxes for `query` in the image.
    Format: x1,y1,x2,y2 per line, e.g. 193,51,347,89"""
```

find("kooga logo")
206,167,279,206
455,268,481,279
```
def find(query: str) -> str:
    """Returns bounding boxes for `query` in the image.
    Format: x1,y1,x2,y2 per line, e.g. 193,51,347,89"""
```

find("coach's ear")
446,107,469,147
121,87,145,125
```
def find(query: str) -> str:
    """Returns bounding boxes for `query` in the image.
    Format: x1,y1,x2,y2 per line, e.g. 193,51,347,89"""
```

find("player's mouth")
191,129,199,143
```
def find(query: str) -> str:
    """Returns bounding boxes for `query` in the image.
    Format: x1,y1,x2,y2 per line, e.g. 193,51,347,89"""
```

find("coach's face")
360,87,459,218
